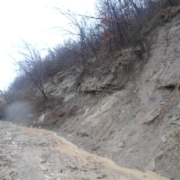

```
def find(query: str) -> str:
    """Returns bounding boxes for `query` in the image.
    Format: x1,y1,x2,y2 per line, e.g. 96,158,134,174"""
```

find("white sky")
0,0,96,90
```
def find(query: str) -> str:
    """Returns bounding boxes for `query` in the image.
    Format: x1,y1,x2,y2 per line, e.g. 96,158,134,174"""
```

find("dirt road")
0,120,168,180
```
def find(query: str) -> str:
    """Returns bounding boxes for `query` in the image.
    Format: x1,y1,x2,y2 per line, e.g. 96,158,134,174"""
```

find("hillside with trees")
1,1,180,179
0,0,178,102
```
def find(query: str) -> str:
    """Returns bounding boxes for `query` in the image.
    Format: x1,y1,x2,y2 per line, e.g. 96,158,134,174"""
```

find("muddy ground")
0,120,168,180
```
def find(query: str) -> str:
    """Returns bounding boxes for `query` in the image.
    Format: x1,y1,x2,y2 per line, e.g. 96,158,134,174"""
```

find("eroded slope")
42,13,180,180
2,10,180,180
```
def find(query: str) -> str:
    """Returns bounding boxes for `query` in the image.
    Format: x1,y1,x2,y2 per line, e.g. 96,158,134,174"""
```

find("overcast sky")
0,0,96,90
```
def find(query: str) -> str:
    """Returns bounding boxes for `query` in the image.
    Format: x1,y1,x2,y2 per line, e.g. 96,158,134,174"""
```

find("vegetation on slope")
1,0,180,119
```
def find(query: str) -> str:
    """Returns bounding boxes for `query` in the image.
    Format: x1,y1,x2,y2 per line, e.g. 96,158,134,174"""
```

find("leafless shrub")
96,0,180,53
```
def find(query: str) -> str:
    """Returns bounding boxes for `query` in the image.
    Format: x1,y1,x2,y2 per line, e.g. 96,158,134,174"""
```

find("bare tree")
54,8,99,66
16,41,48,100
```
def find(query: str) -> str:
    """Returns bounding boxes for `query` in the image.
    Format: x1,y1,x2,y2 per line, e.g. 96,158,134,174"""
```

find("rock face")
34,13,180,180
0,120,169,180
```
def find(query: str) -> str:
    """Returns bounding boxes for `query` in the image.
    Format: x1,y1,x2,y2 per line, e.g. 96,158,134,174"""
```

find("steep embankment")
3,10,180,180
33,13,180,180
0,120,168,180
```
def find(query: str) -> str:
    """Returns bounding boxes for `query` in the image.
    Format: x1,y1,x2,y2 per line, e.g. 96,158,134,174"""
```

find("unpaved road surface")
0,120,168,180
